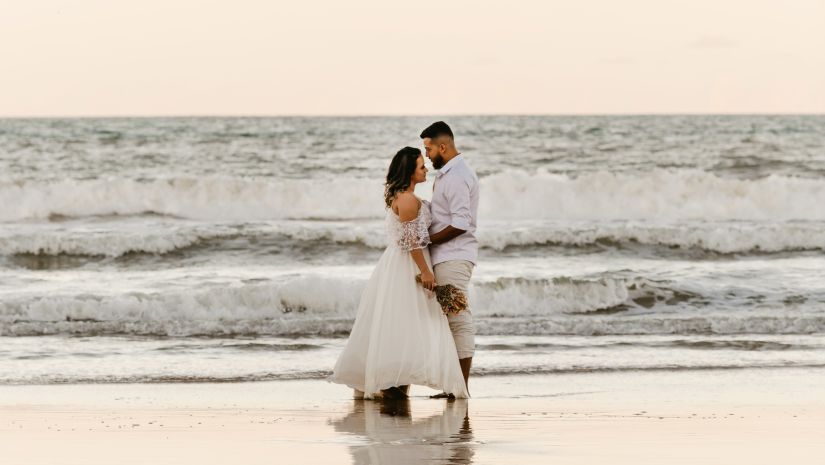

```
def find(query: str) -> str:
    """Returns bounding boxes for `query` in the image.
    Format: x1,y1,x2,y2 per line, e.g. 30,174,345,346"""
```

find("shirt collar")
435,154,464,177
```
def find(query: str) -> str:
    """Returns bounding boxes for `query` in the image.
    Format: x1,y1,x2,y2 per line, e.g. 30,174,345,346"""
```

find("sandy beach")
2,367,823,465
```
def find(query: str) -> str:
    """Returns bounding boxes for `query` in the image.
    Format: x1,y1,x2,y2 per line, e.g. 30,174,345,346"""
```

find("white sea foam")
0,177,382,222
3,170,825,222
0,275,362,326
0,228,236,257
480,169,825,221
3,219,823,257
2,274,821,336
477,221,825,253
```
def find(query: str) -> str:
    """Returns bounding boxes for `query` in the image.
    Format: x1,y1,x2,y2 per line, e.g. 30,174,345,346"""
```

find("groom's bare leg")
430,357,471,399
459,357,472,390
427,359,472,399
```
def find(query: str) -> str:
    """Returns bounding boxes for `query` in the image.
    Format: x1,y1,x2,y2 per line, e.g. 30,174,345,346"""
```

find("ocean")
1,115,824,384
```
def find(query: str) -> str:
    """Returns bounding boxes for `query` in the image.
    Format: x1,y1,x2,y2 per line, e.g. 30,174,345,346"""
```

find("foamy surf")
2,274,823,337
3,170,825,222
3,219,825,259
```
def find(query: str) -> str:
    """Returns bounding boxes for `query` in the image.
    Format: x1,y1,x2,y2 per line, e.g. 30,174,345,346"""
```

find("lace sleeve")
396,218,431,252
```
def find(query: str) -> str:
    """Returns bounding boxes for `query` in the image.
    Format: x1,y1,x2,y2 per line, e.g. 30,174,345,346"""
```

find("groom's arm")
430,177,471,245
430,225,466,245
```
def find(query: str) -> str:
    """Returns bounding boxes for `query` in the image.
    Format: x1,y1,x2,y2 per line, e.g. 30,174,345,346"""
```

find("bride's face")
411,155,428,184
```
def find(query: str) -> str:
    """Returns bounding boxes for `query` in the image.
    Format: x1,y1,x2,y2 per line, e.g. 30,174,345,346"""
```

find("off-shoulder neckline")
390,196,427,219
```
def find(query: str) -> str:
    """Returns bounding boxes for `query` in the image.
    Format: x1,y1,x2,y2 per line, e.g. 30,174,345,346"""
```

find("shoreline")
2,368,823,464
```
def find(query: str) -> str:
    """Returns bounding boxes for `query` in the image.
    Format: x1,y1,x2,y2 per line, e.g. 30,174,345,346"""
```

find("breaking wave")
3,275,822,337
3,170,825,222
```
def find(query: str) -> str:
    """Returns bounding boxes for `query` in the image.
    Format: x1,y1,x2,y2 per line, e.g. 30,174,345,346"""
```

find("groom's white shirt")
429,155,479,266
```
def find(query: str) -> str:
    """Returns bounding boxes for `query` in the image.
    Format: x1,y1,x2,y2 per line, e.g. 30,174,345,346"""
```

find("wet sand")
1,368,823,464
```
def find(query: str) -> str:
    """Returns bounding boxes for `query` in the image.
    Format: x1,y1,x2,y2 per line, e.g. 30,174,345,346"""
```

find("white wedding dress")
329,198,469,398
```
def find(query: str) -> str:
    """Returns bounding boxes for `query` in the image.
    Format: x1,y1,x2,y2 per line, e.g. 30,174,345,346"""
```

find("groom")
420,121,479,395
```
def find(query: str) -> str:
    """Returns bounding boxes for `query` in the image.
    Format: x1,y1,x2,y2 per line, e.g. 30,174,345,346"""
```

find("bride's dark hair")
384,146,422,208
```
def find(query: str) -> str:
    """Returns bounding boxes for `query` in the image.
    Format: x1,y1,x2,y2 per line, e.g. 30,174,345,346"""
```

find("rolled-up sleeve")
443,177,472,231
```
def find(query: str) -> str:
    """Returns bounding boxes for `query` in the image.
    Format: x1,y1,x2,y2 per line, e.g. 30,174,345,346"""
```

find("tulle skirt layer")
329,246,468,398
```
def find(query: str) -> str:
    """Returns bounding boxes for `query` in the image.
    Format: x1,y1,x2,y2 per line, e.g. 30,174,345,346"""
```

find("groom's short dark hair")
419,121,454,140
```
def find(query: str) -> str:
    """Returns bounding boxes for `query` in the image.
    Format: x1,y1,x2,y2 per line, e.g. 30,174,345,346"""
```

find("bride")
329,147,469,399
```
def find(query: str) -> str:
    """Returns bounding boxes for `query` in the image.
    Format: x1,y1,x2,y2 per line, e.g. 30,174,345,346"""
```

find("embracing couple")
330,121,479,399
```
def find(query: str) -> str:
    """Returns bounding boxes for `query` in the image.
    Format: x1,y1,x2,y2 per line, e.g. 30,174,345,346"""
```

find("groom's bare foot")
429,392,456,399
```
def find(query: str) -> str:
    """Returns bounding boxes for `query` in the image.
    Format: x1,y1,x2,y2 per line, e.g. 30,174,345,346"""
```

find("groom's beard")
431,154,445,169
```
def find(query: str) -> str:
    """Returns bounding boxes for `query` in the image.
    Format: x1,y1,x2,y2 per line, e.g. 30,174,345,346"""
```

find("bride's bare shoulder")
392,192,421,221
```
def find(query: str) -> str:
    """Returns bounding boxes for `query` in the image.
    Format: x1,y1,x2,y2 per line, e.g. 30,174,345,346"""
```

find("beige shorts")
433,260,475,359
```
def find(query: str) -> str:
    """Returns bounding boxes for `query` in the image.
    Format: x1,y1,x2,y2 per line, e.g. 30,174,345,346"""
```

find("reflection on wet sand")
330,399,475,464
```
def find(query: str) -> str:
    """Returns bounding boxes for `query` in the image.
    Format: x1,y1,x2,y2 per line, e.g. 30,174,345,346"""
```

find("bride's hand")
419,270,436,291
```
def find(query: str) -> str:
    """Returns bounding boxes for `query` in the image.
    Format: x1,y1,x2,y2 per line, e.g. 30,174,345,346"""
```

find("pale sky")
1,0,823,116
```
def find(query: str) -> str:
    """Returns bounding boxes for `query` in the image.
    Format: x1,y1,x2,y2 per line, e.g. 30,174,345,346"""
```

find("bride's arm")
395,194,436,291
